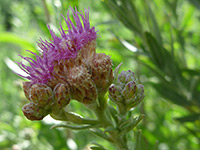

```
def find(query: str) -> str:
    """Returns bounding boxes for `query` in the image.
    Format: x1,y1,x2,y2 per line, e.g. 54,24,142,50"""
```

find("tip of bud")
109,84,123,102
118,70,136,85
53,83,71,109
23,82,32,100
29,84,53,107
121,81,137,100
22,103,48,121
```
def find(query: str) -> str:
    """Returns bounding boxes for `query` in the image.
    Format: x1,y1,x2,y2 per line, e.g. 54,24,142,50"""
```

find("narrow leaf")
108,106,119,124
90,129,112,142
119,114,145,136
144,32,164,68
51,124,99,130
113,62,123,81
144,0,163,45
135,130,142,150
174,113,200,123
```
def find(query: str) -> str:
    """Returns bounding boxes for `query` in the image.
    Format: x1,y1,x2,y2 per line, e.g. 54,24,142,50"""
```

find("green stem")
94,95,129,150
117,103,127,115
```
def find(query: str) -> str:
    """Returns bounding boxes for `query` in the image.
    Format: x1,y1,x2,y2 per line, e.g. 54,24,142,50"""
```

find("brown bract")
67,66,97,104
22,103,48,121
91,53,113,93
53,83,71,109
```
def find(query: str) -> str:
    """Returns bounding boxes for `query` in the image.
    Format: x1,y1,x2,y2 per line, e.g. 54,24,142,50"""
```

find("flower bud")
22,102,48,121
118,70,136,86
91,53,113,93
126,84,145,110
121,81,137,100
109,84,123,103
53,83,71,109
29,84,53,107
23,82,32,100
109,69,144,111
136,84,145,101
67,66,97,104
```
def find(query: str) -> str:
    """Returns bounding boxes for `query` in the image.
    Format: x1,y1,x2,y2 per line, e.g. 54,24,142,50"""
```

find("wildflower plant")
16,7,145,150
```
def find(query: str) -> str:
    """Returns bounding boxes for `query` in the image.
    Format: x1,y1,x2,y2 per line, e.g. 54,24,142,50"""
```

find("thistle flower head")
16,7,97,85
16,7,115,121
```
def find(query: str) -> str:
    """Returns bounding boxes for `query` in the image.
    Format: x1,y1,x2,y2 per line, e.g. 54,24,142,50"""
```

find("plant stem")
94,96,129,150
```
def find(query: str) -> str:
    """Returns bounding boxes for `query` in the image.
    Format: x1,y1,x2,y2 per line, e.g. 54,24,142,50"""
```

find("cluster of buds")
109,70,144,113
16,7,113,121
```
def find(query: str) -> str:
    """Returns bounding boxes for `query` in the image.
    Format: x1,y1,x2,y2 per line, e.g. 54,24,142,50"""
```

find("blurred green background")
0,0,199,150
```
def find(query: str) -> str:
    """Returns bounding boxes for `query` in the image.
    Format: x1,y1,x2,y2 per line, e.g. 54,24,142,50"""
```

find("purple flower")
16,50,53,84
38,7,97,62
16,7,97,84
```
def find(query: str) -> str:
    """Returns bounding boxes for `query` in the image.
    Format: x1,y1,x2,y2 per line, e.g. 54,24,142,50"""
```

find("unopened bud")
22,102,48,121
29,84,53,107
136,84,144,101
109,69,145,111
118,70,136,86
121,81,137,100
53,83,71,109
91,53,113,93
109,84,123,102
23,82,32,100
125,84,144,108
67,66,97,104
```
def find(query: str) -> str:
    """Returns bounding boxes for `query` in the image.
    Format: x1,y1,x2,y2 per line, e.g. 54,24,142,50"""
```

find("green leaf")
151,82,191,106
174,113,200,123
104,126,116,133
188,0,200,9
103,0,142,36
113,62,123,81
90,143,108,150
135,130,142,150
144,32,164,68
51,124,99,130
135,55,167,82
90,146,107,150
90,129,112,142
119,114,145,135
64,111,99,125
143,0,163,45
182,69,200,76
0,32,35,51
108,106,119,124
181,5,195,30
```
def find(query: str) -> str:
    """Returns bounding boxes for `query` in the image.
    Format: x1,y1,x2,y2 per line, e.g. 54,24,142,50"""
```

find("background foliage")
0,0,199,150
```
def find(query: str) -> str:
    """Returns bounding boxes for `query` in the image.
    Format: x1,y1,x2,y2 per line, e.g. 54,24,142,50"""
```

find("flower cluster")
109,70,144,113
17,7,113,120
